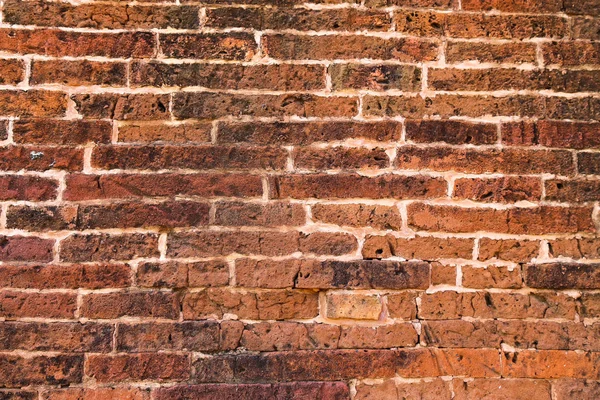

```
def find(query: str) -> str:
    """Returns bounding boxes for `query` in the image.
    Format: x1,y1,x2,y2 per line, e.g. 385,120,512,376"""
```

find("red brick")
406,120,497,145
446,41,538,64
462,265,523,289
0,291,76,318
64,173,263,200
581,293,600,317
543,42,600,66
365,0,456,6
154,383,350,400
0,390,36,400
137,260,229,288
395,146,574,175
548,238,600,259
0,355,83,388
356,379,452,400
502,121,600,149
452,378,552,400
270,173,446,199
217,121,402,144
86,354,190,383
214,202,305,227
0,322,112,352
160,32,257,60
293,147,389,170
206,7,390,31
572,17,600,39
43,388,151,400
578,152,600,174
478,239,540,262
240,321,338,351
502,350,600,379
0,264,131,289
13,119,112,145
81,292,179,319
183,288,318,320
299,232,358,255
0,146,82,172
419,291,576,319
7,202,210,230
525,263,600,289
0,90,67,117
172,92,358,119
295,260,430,289
31,60,127,86
131,61,326,91
235,259,300,289
312,204,402,230
454,177,543,203
408,203,594,234
326,292,382,320
116,322,221,352
0,59,24,84
0,235,54,262
0,175,58,201
461,0,562,13
60,233,159,262
3,1,199,29
118,121,212,143
72,93,170,120
0,29,155,58
387,292,419,319
264,34,439,62
432,263,457,285
329,64,421,91
553,380,600,399
362,234,473,260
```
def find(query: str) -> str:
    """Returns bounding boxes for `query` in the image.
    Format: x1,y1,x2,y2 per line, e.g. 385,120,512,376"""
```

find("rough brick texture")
1,0,599,397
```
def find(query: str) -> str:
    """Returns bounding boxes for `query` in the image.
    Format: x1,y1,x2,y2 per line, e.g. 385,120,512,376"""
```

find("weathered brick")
154,383,350,400
572,17,600,40
235,259,300,289
446,41,537,64
387,292,419,319
206,7,390,31
217,121,402,144
545,179,600,202
543,42,600,66
0,264,131,289
0,146,82,172
406,120,497,145
86,354,190,383
299,232,358,255
478,239,540,262
72,93,170,120
0,292,76,318
548,238,600,259
419,291,576,319
60,233,159,262
452,378,552,400
356,379,452,400
503,120,600,149
116,322,222,352
294,147,389,170
160,32,257,60
553,380,600,399
396,11,566,39
137,260,229,288
172,92,358,119
3,1,199,29
312,204,402,230
365,0,456,6
0,29,155,58
0,355,83,387
454,177,543,203
461,0,562,13
118,121,212,143
0,59,24,84
270,174,447,199
214,201,305,226
264,34,439,62
432,263,456,285
13,119,112,145
0,235,54,262
0,175,58,201
326,292,382,320
525,263,600,289
578,152,600,174
329,64,421,91
0,90,67,117
0,322,112,352
362,235,473,260
581,293,600,317
462,265,523,289
502,350,600,379
296,260,430,289
408,203,594,234
395,146,574,175
81,292,179,319
64,173,263,200
7,202,210,230
183,288,318,320
43,388,151,400
31,60,127,86
0,390,36,400
131,61,326,90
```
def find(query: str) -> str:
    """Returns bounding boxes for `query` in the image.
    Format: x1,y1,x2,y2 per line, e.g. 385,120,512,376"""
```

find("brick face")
1,0,598,396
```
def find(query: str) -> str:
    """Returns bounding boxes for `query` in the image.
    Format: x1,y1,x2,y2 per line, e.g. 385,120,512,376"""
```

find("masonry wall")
0,0,599,398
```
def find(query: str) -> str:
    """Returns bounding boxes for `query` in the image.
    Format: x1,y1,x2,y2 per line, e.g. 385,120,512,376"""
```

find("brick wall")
0,0,599,398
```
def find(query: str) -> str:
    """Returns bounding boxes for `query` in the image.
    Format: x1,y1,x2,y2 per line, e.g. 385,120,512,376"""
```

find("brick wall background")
0,0,599,398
